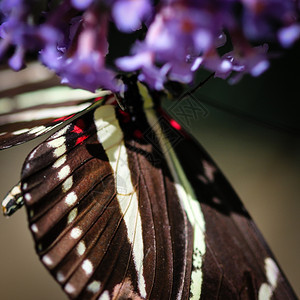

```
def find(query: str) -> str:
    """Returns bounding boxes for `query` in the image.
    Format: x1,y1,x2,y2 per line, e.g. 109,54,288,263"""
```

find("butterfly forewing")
22,106,125,298
21,96,194,299
2,182,23,216
0,85,109,149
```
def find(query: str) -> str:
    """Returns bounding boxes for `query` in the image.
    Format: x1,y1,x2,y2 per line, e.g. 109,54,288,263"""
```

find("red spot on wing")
94,96,103,102
53,114,75,123
119,109,130,123
157,107,189,138
75,135,88,145
72,119,85,134
170,119,181,130
134,129,143,139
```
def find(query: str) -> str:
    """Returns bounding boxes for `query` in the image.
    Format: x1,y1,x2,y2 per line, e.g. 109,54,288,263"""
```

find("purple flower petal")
278,24,300,48
138,63,170,90
250,59,269,76
8,46,25,70
168,62,194,83
116,52,153,71
59,52,119,92
0,0,24,15
218,43,269,81
193,29,213,52
40,45,64,70
112,0,152,32
71,0,94,10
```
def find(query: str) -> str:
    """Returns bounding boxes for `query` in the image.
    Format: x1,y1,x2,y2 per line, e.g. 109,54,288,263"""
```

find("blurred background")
0,44,299,299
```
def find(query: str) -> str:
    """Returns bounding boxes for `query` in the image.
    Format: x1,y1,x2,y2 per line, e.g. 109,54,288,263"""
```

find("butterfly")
0,66,297,299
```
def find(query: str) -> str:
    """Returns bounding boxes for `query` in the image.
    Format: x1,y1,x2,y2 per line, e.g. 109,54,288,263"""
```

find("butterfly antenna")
178,72,215,101
115,93,127,111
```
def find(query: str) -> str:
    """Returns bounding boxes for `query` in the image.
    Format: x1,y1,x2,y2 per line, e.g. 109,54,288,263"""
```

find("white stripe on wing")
94,105,147,298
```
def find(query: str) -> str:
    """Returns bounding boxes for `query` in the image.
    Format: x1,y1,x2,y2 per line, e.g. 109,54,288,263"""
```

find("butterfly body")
1,79,297,299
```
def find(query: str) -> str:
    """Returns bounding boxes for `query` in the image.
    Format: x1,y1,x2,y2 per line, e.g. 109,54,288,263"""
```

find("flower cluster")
0,0,299,92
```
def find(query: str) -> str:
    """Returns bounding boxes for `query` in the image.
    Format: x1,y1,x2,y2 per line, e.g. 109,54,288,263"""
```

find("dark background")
0,44,299,299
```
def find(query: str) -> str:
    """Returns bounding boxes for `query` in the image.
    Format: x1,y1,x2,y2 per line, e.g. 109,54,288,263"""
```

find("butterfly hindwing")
117,112,194,299
145,103,297,299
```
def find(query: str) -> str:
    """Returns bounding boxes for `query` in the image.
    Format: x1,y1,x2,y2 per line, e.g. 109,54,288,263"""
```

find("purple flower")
218,44,269,83
0,19,31,70
8,45,25,70
117,3,228,88
278,24,300,48
39,20,77,70
117,50,153,72
0,0,46,69
112,0,152,32
0,0,299,91
117,50,169,89
138,63,170,90
41,9,119,92
194,50,232,79
60,52,119,92
0,0,26,15
71,0,94,10
241,0,297,41
145,5,222,61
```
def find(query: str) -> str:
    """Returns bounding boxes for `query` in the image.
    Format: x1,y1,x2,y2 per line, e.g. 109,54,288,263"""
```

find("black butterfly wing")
2,182,23,216
21,99,193,299
0,84,109,149
19,88,297,299
144,103,297,299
